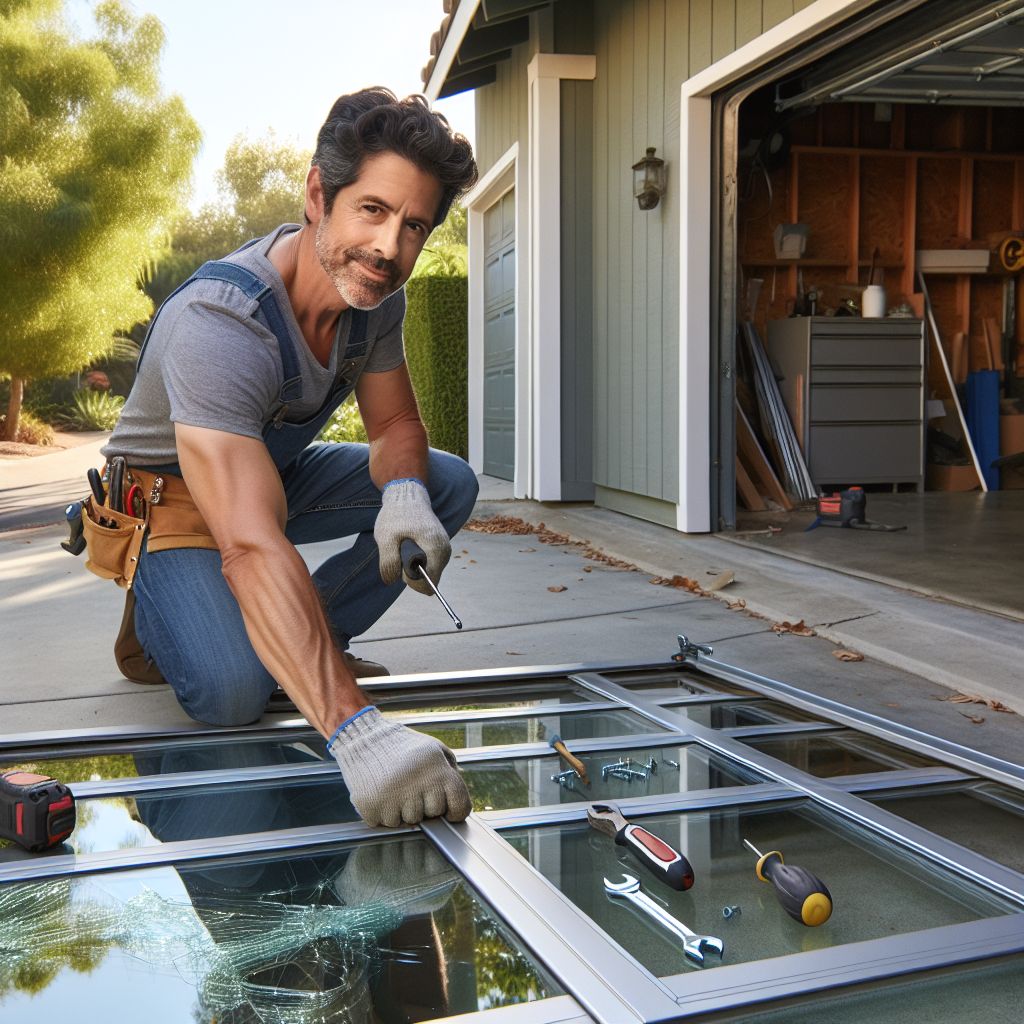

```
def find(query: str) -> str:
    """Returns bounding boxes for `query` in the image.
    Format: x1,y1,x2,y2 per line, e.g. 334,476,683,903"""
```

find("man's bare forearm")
367,417,429,490
220,537,369,737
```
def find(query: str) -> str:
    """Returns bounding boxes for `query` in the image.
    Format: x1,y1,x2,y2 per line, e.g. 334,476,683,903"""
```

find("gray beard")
315,221,393,311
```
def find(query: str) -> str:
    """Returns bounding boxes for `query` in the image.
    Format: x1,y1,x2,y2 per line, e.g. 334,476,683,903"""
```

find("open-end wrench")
604,874,723,965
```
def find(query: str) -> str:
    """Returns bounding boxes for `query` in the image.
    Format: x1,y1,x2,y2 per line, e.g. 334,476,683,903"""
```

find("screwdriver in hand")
743,838,833,926
400,538,463,629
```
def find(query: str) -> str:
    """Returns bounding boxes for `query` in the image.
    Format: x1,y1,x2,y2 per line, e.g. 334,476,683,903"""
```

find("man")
100,88,479,827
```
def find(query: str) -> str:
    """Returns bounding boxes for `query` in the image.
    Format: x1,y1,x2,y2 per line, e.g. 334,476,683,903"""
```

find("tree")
144,133,311,310
0,0,200,439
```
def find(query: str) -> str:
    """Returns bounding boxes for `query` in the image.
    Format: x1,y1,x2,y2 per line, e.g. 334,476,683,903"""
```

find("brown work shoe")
343,652,390,678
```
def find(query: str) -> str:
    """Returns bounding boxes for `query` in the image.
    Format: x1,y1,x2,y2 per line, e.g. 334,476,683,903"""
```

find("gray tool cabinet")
766,316,925,491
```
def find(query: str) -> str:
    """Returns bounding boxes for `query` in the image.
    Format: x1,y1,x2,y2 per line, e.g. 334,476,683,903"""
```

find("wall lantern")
632,147,666,210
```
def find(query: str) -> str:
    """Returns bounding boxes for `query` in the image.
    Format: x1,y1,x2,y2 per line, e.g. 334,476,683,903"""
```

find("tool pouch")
81,496,148,589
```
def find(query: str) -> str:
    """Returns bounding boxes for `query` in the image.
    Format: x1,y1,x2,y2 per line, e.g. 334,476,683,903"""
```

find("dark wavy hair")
311,87,477,228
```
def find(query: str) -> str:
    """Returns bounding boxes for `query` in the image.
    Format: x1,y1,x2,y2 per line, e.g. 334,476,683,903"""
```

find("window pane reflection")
744,732,939,776
729,958,1024,1022
0,838,560,1021
464,744,764,812
664,698,826,729
503,801,1012,978
414,709,666,749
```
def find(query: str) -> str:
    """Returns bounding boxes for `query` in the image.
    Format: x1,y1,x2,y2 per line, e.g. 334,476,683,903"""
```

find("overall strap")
335,308,372,389
190,261,303,403
135,259,303,404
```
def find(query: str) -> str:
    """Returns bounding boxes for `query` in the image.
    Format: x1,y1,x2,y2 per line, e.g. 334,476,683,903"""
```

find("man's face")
313,151,442,310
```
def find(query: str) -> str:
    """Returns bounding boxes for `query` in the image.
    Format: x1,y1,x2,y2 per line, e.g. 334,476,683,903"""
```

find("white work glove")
333,840,459,917
329,707,472,827
373,477,450,596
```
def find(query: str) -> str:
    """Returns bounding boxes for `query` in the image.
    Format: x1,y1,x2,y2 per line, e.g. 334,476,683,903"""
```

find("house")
422,0,1024,538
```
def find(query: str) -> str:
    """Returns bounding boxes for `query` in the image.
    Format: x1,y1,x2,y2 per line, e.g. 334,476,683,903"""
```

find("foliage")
317,394,368,445
412,243,467,279
404,275,469,459
146,133,312,309
0,0,201,438
431,202,467,247
60,387,125,431
0,408,53,445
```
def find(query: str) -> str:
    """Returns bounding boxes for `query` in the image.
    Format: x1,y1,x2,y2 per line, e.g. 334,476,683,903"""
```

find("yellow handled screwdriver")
743,838,833,927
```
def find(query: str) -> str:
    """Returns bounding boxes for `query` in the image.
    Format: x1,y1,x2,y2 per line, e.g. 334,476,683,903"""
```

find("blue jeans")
132,444,478,726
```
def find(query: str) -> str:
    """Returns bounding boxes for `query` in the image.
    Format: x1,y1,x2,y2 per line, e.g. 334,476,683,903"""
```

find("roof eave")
425,0,484,101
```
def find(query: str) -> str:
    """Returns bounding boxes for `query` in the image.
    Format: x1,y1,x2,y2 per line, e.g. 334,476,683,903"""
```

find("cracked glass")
0,837,561,1021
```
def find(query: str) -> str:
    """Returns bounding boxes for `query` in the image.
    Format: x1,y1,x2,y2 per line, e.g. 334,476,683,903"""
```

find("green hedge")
404,275,468,460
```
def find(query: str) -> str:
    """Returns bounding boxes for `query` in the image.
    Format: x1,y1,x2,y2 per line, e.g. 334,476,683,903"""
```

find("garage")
715,0,1024,617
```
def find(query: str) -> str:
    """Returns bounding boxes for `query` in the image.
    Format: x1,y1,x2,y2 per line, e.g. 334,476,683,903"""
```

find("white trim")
676,0,883,532
424,0,483,102
466,144,518,482
527,53,597,500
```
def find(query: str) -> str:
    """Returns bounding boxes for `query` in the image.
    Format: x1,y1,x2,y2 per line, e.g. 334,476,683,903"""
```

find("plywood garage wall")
739,103,1024,382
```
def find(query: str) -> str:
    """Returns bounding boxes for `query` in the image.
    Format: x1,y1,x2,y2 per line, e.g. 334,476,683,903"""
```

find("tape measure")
0,770,76,852
998,236,1024,274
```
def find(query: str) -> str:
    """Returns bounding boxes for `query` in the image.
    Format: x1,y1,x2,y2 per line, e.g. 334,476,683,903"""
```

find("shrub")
60,389,125,431
317,395,368,445
404,275,468,459
0,410,55,446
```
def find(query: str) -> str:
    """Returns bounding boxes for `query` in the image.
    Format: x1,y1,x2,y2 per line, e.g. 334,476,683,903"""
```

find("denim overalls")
129,250,479,727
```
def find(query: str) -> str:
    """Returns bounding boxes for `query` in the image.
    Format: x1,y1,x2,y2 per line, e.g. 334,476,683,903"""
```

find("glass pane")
375,680,602,714
604,667,756,696
870,782,1024,874
414,708,668,749
503,801,1012,979
12,775,359,857
730,958,1024,1022
0,733,330,787
663,698,827,729
743,731,939,776
464,743,765,812
0,837,561,1020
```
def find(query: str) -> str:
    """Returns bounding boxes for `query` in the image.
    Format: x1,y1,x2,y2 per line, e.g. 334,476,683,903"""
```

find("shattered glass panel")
0,837,560,1021
463,743,764,811
729,958,1024,1023
870,781,1024,874
503,801,1013,979
413,708,667,749
660,698,827,729
742,731,939,776
603,668,757,696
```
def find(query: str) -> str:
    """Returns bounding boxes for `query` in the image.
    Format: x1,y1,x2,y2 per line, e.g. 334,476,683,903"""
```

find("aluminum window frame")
3,652,1024,1024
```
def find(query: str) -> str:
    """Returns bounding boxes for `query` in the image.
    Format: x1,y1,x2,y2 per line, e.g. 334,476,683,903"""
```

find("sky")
66,0,475,210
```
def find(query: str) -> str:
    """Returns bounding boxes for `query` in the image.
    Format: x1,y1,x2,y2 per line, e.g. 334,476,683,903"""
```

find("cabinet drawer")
813,337,922,367
810,386,921,423
809,424,922,483
813,366,922,386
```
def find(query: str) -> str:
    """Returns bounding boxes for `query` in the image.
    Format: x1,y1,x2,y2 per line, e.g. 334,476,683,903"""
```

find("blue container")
965,370,1001,490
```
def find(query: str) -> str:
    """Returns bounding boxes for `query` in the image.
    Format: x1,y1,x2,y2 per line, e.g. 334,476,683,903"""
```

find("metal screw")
722,905,741,919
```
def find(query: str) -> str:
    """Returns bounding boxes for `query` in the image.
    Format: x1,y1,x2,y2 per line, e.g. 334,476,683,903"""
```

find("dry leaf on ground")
959,712,986,724
547,585,568,593
465,516,638,571
726,598,747,610
938,692,1015,713
505,650,522,656
650,575,707,594
771,619,817,637
832,649,864,662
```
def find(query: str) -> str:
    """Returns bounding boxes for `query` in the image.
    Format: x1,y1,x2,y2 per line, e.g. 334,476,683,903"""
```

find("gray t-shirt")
103,224,405,465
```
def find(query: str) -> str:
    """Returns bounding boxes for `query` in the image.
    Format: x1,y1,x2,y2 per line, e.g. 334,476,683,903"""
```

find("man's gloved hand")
329,706,472,827
373,478,450,596
333,840,459,917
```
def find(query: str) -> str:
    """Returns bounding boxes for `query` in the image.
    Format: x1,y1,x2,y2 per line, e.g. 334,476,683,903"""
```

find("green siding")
472,0,797,523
